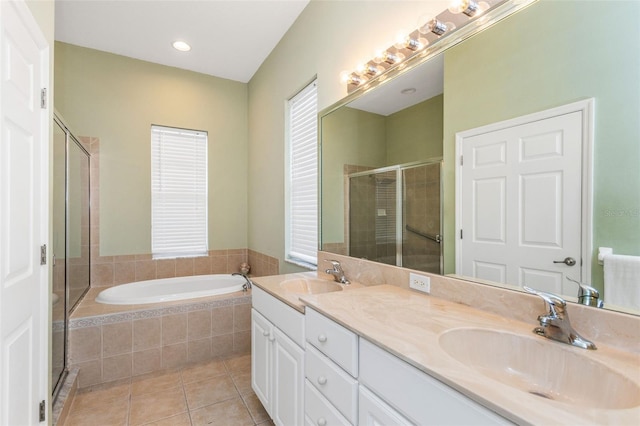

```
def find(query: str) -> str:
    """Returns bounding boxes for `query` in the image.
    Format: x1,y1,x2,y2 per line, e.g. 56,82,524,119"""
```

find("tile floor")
63,353,273,426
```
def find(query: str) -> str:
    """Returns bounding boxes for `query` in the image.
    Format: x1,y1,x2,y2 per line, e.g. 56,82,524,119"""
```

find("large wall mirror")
320,0,640,314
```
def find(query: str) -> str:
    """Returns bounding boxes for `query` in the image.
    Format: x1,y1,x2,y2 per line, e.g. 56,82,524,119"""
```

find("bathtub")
96,274,247,305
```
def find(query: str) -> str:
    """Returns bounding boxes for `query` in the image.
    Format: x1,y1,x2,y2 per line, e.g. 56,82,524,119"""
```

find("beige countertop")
253,276,640,425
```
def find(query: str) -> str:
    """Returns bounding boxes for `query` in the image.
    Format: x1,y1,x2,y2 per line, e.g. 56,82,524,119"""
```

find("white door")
0,0,49,424
272,327,304,426
457,102,591,296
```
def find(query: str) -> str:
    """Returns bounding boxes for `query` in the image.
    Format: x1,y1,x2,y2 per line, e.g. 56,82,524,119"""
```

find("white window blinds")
151,125,208,258
287,80,318,265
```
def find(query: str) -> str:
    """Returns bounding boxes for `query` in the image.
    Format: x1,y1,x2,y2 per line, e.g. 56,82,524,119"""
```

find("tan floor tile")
129,386,187,425
131,370,182,396
231,369,252,395
181,358,227,384
139,412,192,426
242,391,270,424
65,395,129,426
184,375,238,410
71,379,131,412
224,353,250,373
256,419,275,426
190,398,253,426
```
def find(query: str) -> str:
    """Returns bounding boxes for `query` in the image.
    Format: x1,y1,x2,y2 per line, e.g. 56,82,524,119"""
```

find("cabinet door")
273,327,305,426
359,385,412,426
252,309,273,415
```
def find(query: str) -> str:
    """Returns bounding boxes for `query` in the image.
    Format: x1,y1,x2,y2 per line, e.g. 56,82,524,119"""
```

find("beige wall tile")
103,353,132,382
69,326,102,363
211,334,234,358
175,258,194,277
187,338,211,363
133,317,161,351
132,348,162,376
233,331,251,354
156,259,176,279
162,313,187,345
102,321,132,357
193,256,211,275
91,263,114,287
75,359,102,388
233,303,251,332
226,254,245,274
211,306,233,336
188,310,211,340
210,256,227,274
162,343,187,369
113,261,136,285
135,260,156,281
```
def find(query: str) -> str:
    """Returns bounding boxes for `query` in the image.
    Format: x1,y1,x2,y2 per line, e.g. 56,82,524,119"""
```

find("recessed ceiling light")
172,41,191,52
401,88,417,95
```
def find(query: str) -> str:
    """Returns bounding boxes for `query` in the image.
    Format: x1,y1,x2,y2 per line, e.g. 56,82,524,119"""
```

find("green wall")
55,42,249,255
443,0,640,290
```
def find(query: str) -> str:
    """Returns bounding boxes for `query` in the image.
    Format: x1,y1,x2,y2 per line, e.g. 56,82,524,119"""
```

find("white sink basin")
280,278,343,295
438,328,640,409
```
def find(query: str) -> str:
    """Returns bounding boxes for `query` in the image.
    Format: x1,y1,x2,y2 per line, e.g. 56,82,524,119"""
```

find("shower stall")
52,114,91,399
348,160,442,274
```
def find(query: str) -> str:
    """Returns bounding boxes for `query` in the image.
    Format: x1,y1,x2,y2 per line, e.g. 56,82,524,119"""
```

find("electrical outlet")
409,272,430,293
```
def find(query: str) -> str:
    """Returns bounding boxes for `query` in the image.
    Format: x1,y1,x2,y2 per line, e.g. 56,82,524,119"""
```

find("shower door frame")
347,159,443,272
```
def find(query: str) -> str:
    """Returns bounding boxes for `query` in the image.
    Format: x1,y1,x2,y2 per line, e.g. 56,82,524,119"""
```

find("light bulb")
420,18,448,36
395,33,425,51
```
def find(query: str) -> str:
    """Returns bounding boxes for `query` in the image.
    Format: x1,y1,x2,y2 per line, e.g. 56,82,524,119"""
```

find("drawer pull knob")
317,417,327,426
262,330,270,337
317,376,327,385
317,334,327,343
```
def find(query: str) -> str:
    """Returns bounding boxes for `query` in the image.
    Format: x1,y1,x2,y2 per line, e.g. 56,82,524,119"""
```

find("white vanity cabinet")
305,308,359,425
252,286,305,426
359,338,511,425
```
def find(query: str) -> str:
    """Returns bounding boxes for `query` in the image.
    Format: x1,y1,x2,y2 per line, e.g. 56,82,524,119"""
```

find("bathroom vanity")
251,272,640,425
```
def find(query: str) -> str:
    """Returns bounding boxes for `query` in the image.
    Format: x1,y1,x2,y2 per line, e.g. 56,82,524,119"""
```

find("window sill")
285,257,317,271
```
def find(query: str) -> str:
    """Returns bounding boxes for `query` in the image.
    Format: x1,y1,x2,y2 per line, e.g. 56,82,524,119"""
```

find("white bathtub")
96,274,247,305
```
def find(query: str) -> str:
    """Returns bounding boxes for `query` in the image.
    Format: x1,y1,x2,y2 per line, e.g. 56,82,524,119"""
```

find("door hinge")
39,400,45,422
460,155,463,166
40,244,47,265
40,88,47,109
460,229,463,239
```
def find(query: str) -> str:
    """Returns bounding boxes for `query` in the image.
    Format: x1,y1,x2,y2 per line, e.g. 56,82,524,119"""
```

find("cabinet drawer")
359,339,511,425
304,379,351,426
359,385,412,426
305,344,358,424
305,308,358,376
253,286,305,347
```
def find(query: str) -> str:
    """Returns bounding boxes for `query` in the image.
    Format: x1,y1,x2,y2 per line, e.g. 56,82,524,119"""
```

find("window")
286,80,318,266
151,125,208,258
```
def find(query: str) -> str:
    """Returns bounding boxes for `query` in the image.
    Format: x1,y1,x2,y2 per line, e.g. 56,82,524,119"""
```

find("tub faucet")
232,272,252,291
325,260,350,285
524,286,596,350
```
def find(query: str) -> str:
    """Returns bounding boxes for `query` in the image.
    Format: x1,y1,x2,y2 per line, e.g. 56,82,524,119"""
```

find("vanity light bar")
341,0,505,92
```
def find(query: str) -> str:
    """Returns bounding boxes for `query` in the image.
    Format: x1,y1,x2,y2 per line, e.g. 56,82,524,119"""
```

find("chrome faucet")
524,286,597,350
232,272,252,291
566,277,604,308
324,260,350,285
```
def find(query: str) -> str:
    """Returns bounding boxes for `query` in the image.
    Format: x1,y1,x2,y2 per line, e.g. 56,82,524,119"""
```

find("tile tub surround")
317,251,640,353
69,288,252,389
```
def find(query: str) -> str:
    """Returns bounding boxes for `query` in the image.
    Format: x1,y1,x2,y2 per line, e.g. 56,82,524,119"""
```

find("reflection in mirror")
320,0,640,314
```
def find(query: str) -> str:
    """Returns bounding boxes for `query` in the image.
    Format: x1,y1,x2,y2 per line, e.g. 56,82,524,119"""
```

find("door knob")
553,257,577,266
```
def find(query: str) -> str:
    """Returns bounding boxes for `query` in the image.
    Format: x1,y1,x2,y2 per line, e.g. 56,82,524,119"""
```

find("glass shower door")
402,162,442,274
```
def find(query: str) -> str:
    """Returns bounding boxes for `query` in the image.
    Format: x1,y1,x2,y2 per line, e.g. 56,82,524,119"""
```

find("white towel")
604,254,640,310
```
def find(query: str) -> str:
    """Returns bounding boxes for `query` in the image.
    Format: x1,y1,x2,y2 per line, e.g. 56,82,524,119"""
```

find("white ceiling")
348,53,444,116
55,0,310,83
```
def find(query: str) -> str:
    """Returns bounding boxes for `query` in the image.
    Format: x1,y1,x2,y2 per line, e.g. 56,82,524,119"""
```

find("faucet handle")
524,286,566,317
325,259,342,270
